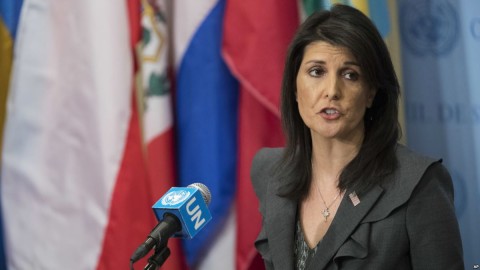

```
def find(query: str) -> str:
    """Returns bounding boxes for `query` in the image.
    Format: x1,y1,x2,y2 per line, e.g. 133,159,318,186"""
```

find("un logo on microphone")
161,190,191,205
400,0,459,56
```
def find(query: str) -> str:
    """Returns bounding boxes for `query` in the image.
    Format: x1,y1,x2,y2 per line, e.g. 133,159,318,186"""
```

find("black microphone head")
188,183,211,205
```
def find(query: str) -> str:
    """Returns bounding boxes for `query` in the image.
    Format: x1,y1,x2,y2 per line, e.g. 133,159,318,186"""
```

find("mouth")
322,108,339,115
318,107,341,119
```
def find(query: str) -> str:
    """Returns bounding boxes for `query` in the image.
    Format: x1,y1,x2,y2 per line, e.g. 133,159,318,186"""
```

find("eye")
308,67,325,77
342,70,360,81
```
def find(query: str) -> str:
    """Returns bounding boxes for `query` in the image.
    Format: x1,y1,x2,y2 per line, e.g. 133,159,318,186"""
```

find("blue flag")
399,0,480,266
174,0,239,266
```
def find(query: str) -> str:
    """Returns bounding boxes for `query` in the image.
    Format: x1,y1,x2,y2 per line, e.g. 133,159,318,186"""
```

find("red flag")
1,0,170,269
223,1,299,269
139,0,187,268
95,1,156,269
98,1,186,269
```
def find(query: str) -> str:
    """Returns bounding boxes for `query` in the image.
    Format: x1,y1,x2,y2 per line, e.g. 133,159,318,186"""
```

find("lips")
319,107,341,120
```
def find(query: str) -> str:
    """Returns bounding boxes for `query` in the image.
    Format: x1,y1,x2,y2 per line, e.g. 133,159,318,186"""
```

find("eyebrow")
304,60,360,66
344,61,360,66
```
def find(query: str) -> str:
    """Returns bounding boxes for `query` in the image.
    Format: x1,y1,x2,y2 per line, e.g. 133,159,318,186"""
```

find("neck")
310,136,362,187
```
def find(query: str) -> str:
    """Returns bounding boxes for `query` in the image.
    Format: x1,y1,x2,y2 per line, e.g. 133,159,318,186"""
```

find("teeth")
325,109,338,115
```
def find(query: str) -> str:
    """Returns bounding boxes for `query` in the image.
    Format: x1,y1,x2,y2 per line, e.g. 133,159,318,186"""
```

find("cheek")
296,93,309,117
296,87,316,115
345,92,370,117
354,87,375,108
295,89,314,125
296,78,308,108
296,78,318,106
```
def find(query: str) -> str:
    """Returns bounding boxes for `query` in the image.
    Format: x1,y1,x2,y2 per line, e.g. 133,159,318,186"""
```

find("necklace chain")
315,182,342,222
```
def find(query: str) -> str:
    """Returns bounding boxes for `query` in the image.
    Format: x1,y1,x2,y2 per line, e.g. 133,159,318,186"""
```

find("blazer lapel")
266,181,297,270
307,185,384,270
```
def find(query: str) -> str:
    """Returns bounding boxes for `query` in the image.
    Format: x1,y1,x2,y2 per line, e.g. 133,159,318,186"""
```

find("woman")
251,4,464,270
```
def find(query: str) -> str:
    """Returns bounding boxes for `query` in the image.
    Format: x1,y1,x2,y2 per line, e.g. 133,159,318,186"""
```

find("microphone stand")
143,239,170,270
132,214,181,270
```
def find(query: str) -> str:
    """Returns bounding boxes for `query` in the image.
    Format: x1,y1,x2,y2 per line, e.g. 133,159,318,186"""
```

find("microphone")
130,183,212,263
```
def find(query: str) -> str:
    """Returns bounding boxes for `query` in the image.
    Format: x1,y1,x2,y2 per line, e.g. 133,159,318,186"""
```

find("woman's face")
296,41,376,143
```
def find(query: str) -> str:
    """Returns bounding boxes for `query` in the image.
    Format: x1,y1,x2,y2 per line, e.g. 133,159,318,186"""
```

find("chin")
311,128,342,139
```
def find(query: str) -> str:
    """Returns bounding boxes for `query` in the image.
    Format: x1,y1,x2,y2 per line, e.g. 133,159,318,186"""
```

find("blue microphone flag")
152,186,212,239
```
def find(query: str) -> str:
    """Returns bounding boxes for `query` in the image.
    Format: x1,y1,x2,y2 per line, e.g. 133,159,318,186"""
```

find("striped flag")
172,0,239,268
137,0,186,268
0,0,158,269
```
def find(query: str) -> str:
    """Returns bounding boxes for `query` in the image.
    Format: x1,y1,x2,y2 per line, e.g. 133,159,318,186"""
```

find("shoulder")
251,148,283,177
390,144,444,192
395,144,453,197
250,147,284,203
397,146,463,268
390,143,441,189
395,144,438,174
364,144,447,221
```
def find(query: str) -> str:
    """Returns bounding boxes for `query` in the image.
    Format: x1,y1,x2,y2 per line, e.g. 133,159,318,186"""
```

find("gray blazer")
251,145,464,270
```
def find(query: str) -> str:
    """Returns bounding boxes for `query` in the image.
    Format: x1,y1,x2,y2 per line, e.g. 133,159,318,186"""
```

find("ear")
366,88,377,108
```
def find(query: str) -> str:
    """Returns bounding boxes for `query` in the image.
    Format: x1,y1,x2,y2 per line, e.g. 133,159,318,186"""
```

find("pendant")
321,208,330,222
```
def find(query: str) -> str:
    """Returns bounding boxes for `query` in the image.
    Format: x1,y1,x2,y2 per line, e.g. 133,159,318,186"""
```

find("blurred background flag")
172,0,239,268
137,0,185,268
398,0,480,266
222,0,298,269
0,0,158,269
1,1,24,269
0,0,23,157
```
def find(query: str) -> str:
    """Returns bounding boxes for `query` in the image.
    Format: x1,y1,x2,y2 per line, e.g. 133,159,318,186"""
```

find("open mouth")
323,108,339,115
318,108,341,120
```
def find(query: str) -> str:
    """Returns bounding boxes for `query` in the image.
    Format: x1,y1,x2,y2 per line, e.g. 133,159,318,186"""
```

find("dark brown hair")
278,4,400,200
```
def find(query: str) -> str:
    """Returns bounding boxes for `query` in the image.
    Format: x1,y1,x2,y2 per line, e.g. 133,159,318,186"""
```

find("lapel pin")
349,191,360,206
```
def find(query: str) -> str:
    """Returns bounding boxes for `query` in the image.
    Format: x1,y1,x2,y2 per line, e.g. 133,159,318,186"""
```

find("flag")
172,0,239,268
222,1,299,269
0,0,23,158
398,0,480,265
1,1,24,268
1,0,158,269
137,0,186,268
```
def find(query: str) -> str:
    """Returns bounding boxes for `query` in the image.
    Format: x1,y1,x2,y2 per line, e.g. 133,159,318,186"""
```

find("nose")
324,74,341,100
